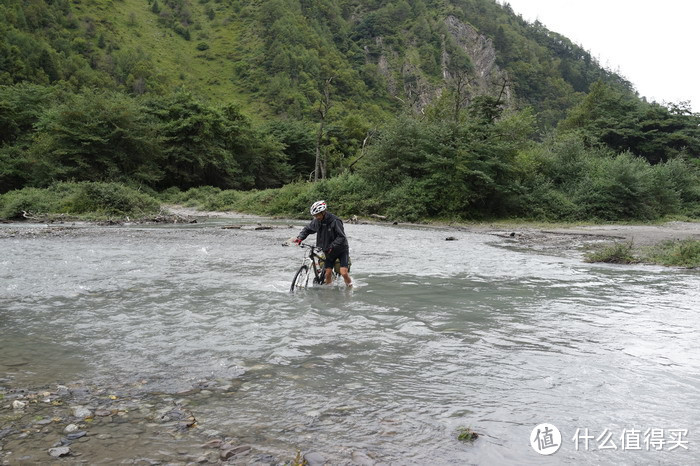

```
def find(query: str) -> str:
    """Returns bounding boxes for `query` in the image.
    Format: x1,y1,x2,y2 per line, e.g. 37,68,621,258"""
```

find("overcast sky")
502,0,699,112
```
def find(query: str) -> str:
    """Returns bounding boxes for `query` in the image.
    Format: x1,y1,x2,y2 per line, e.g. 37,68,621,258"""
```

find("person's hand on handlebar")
292,237,302,246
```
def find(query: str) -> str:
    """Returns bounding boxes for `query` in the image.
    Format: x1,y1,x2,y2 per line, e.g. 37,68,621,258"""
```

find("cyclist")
293,200,352,287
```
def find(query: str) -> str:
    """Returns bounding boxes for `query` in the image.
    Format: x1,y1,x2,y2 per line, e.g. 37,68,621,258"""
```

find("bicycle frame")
290,243,334,291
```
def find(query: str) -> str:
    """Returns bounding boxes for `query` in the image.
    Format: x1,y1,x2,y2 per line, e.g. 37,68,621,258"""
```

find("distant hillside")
1,0,632,126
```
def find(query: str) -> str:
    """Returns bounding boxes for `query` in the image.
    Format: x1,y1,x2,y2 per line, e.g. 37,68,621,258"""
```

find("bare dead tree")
453,69,471,122
347,129,377,172
496,76,510,106
314,76,334,182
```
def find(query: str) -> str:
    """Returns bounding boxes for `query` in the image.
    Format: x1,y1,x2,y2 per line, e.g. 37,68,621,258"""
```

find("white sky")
502,0,699,112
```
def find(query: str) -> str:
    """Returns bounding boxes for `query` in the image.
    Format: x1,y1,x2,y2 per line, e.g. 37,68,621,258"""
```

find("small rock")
36,419,53,425
64,424,79,433
72,406,92,419
220,449,236,460
230,445,251,456
95,409,112,417
66,431,87,440
198,451,219,463
48,446,71,458
351,451,375,465
11,400,26,410
201,439,222,449
445,236,458,241
304,451,326,466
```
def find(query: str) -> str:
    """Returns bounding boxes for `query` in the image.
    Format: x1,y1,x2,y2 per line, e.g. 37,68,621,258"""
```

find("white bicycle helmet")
310,200,327,215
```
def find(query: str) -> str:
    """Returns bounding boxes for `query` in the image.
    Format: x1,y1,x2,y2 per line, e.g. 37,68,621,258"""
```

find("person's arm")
297,219,319,241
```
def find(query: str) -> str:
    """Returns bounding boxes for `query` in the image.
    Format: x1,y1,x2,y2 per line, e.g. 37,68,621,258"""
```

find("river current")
1,218,698,464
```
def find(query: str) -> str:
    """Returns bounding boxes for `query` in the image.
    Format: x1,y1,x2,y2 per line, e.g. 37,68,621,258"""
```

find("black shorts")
323,248,349,269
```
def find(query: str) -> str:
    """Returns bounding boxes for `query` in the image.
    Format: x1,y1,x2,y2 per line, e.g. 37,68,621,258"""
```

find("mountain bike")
290,243,336,291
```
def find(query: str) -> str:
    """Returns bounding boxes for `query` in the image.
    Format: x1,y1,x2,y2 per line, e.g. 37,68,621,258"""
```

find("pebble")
198,451,219,463
64,424,79,433
48,446,71,458
352,451,375,465
304,451,326,465
230,445,251,456
201,439,222,448
11,400,26,410
66,431,87,440
73,406,92,419
220,448,237,460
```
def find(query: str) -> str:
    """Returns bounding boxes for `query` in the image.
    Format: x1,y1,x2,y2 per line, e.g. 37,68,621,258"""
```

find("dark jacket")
298,212,348,251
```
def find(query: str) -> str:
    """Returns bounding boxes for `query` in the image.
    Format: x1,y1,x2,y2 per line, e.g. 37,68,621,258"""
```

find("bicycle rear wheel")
291,265,309,291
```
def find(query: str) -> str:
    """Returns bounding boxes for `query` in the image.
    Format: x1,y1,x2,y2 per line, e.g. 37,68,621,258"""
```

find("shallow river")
1,218,699,464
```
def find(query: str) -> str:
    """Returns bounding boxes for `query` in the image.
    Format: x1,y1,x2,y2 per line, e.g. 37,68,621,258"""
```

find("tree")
144,91,239,189
314,76,333,181
28,91,162,186
559,81,700,163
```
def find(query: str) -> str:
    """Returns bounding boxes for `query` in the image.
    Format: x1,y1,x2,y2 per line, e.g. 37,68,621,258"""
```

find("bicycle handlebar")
299,242,322,252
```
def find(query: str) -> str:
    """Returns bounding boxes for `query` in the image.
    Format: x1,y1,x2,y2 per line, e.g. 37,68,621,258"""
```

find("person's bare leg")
325,268,333,284
340,267,352,287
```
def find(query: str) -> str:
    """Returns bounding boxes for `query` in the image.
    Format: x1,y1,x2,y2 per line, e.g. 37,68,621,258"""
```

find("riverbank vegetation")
1,1,699,226
585,239,700,268
0,182,160,220
2,85,699,223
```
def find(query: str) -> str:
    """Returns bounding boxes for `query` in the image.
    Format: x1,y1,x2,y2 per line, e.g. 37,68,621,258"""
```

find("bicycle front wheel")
291,265,309,291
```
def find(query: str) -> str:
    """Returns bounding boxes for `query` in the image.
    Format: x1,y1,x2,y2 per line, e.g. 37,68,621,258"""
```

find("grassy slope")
75,0,268,117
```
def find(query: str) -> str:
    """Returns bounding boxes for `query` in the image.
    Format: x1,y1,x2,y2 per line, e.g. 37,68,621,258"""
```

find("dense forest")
1,0,699,221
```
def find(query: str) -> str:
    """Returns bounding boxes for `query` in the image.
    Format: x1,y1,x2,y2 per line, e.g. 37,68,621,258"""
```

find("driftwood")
148,211,197,224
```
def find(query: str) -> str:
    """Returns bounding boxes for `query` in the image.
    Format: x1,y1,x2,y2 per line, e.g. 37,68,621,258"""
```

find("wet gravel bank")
0,379,283,465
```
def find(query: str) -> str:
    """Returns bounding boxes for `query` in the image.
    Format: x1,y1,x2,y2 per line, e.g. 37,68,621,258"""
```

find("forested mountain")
1,0,633,122
2,0,699,221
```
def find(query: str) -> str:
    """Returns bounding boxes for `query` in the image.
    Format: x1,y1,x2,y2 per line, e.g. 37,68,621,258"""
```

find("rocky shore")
0,380,276,465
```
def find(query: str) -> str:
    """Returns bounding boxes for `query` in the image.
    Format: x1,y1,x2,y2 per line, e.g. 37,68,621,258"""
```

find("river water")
1,218,698,464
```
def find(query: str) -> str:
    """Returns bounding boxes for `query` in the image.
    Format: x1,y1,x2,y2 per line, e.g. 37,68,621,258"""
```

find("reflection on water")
1,221,699,464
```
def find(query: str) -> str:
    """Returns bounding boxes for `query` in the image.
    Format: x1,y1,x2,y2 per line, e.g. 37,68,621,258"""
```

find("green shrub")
0,182,160,220
163,186,222,207
229,174,379,219
573,153,652,220
202,190,241,211
68,182,160,216
644,239,700,268
520,178,578,220
0,187,67,219
584,241,637,264
383,178,431,222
